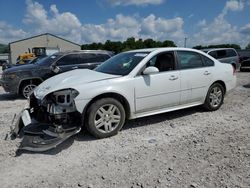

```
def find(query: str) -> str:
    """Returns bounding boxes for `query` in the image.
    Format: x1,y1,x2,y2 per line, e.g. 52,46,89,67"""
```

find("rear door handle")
72,66,78,69
204,71,211,75
169,75,178,81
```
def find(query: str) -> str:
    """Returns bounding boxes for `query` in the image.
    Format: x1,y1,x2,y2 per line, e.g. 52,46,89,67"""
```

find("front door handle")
169,75,178,81
72,66,78,69
204,71,211,75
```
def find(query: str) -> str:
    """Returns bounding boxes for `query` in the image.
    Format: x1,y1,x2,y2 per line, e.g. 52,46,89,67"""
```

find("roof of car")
128,47,202,53
201,48,236,53
54,50,114,56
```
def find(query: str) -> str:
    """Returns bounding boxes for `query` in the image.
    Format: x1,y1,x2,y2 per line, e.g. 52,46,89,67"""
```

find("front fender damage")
10,90,82,152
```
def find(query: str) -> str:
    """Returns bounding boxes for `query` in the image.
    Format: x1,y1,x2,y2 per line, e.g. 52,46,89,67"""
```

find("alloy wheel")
209,86,223,108
94,104,121,133
22,84,37,98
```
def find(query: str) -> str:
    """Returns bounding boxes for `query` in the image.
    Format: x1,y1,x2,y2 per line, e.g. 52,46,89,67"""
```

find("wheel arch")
210,80,226,94
18,78,43,94
231,62,236,70
82,92,131,123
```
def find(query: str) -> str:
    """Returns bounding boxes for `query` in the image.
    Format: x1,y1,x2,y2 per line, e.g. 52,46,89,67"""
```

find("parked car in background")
237,49,250,63
0,50,113,98
2,56,46,71
236,49,250,72
240,59,250,72
0,59,8,66
202,48,240,70
11,48,236,151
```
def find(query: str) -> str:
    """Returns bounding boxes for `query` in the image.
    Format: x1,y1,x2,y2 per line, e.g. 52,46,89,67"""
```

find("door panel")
135,71,181,113
180,68,212,104
176,51,213,104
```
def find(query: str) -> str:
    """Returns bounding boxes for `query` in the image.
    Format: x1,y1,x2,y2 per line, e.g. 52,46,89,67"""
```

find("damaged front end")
10,89,82,152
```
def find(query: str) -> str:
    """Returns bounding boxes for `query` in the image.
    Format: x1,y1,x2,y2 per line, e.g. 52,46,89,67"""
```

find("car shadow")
0,93,24,101
15,106,204,156
15,130,96,157
243,84,250,89
123,106,204,130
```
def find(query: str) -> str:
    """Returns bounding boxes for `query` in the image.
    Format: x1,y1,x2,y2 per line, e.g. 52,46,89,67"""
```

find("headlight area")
2,72,17,80
11,89,82,152
35,89,81,126
49,89,79,113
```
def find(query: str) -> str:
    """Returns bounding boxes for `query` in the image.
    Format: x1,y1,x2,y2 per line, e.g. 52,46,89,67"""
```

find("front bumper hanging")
10,109,81,152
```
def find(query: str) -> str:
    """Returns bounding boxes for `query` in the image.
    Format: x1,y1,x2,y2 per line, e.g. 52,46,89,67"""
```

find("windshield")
95,52,149,75
29,57,45,64
36,54,60,66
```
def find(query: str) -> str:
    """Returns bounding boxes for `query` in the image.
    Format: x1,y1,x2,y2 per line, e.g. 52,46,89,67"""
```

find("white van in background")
202,48,240,70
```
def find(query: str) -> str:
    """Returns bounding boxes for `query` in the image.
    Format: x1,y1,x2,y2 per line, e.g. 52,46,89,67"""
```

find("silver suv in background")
202,48,240,70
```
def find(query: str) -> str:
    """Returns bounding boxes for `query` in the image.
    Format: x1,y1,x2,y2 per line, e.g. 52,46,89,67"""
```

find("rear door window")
78,53,109,64
177,51,203,69
56,54,79,66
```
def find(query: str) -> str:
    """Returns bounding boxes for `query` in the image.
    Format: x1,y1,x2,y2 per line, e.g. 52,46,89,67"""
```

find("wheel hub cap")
23,84,37,98
94,104,121,133
209,86,222,108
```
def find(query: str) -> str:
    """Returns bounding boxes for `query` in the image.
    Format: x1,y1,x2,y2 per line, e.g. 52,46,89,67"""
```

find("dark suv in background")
0,50,113,98
237,49,250,72
202,48,240,70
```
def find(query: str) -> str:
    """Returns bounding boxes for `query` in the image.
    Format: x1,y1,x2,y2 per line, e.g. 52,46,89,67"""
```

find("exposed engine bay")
10,89,82,152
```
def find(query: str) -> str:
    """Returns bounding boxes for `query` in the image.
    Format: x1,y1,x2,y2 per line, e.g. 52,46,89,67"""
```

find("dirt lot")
0,70,249,188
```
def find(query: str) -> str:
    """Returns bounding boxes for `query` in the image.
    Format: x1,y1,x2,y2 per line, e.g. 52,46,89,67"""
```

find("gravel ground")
0,70,249,188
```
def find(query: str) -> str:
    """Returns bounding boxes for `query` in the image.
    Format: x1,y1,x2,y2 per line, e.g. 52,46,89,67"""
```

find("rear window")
203,56,214,66
226,49,237,57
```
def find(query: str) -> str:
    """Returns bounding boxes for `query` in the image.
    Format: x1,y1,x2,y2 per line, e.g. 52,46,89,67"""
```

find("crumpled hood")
34,69,119,99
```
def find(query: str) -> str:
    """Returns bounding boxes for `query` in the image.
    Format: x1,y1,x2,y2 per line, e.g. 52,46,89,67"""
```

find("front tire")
203,83,225,111
21,83,37,99
86,98,126,138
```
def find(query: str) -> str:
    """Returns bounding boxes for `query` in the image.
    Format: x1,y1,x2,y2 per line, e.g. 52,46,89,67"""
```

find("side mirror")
143,66,159,75
51,65,61,74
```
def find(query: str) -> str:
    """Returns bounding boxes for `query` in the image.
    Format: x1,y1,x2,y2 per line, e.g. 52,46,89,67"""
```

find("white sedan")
12,48,236,151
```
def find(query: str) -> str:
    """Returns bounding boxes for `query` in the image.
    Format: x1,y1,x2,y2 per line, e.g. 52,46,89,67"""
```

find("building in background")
9,33,81,63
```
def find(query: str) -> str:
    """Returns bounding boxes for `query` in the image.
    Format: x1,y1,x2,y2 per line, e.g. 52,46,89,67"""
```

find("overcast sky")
0,0,250,47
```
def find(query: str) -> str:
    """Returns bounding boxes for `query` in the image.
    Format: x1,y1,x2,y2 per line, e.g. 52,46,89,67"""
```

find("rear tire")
203,83,225,111
85,98,126,138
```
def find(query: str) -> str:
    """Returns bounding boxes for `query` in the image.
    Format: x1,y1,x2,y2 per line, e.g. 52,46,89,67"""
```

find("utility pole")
184,37,188,48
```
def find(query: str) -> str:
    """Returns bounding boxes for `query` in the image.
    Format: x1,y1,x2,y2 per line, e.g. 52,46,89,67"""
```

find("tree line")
193,44,242,50
81,37,176,53
0,44,9,53
81,38,250,53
